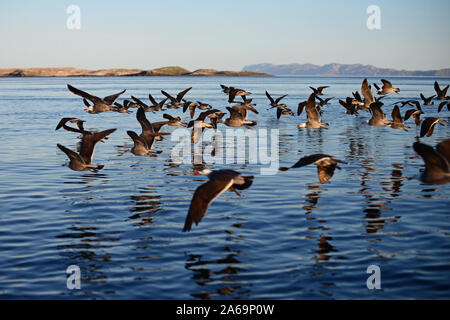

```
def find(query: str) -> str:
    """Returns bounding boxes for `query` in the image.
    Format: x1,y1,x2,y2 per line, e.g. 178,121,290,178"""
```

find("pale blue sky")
0,0,448,71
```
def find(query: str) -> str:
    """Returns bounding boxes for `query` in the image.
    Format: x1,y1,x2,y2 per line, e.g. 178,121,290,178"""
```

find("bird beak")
83,108,88,111
194,172,200,175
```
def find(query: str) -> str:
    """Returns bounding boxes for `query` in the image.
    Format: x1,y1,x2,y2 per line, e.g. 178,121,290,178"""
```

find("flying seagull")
57,128,116,171
183,169,254,232
279,154,346,184
67,84,126,114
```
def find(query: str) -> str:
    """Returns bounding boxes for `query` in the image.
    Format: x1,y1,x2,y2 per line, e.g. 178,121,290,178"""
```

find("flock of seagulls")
57,79,449,231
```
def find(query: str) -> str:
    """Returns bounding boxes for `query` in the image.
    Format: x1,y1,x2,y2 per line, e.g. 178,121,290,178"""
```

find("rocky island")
0,66,272,77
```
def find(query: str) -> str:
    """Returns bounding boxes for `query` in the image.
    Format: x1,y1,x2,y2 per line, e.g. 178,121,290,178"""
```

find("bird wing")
136,107,154,133
79,128,116,164
305,93,320,123
163,113,176,121
434,81,442,96
297,101,306,116
275,94,288,104
176,87,192,102
361,79,375,104
420,117,440,137
291,154,331,168
381,79,393,89
103,89,126,105
127,130,149,149
57,143,85,164
276,108,283,119
391,105,403,124
404,109,417,121
226,107,244,120
228,88,237,103
265,91,274,104
183,176,235,231
148,93,158,106
436,139,450,164
413,142,449,172
131,96,150,108
438,101,449,113
67,84,102,104
55,118,80,131
317,163,337,184
160,90,177,104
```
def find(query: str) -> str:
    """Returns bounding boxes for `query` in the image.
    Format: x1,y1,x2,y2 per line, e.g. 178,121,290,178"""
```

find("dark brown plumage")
183,169,254,232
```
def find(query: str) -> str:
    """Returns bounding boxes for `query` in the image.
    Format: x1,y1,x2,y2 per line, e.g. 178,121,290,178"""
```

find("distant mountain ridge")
242,63,450,77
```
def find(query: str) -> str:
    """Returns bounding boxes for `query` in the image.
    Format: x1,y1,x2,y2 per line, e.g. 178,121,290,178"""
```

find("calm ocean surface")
0,76,449,299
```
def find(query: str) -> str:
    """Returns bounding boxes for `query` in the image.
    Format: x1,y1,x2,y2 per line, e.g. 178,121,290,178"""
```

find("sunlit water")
0,76,449,299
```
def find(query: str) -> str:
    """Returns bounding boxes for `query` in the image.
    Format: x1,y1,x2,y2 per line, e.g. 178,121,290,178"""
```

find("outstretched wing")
67,84,102,103
57,143,84,164
183,177,234,232
103,89,126,105
176,87,192,102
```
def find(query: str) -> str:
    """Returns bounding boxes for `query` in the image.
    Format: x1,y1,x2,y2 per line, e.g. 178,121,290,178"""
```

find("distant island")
242,63,450,77
0,66,272,77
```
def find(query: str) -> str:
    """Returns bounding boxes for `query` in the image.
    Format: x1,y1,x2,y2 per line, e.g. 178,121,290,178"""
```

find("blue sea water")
0,75,449,299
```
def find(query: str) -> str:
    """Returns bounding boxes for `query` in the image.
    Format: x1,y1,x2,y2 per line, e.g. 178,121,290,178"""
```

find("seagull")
413,139,450,184
222,107,257,127
197,101,213,110
438,101,450,113
161,87,192,108
374,79,400,95
367,101,391,126
403,104,424,126
420,117,446,137
57,128,116,171
131,95,168,112
276,107,294,119
298,93,329,128
338,98,359,115
420,93,436,106
394,99,421,109
187,109,222,143
265,91,288,107
220,84,230,94
351,91,365,108
316,96,334,108
232,104,259,121
182,169,254,232
67,84,126,114
309,86,329,96
161,113,188,127
55,117,89,135
227,87,251,103
148,92,169,111
361,78,375,110
135,107,169,149
434,81,449,100
113,101,132,113
390,105,409,130
127,130,162,156
183,100,199,118
279,154,346,184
